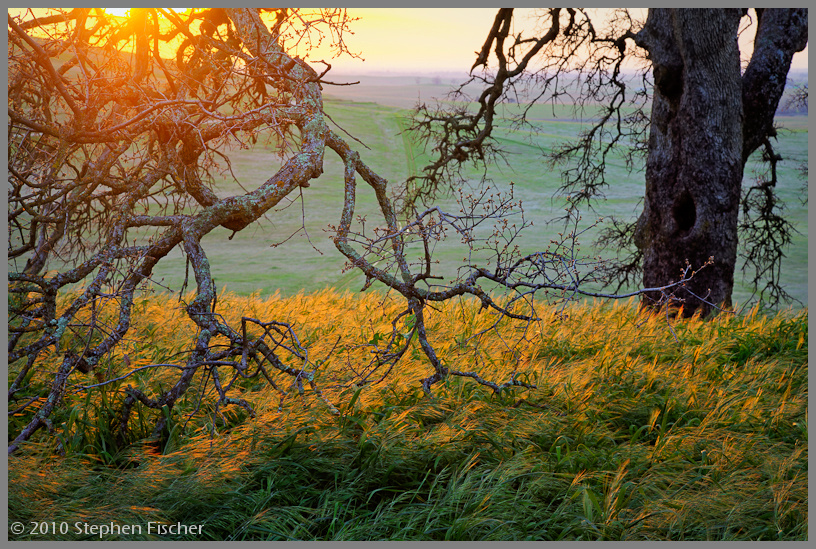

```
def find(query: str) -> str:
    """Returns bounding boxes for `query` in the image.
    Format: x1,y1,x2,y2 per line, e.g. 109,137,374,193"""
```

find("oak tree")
409,8,808,316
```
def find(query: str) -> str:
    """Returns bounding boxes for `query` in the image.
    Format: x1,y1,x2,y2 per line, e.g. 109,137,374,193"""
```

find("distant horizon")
10,9,807,74
328,66,812,74
325,67,810,79
320,9,808,75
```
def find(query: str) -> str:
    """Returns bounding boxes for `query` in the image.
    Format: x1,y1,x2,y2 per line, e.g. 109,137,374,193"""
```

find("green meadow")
139,75,808,307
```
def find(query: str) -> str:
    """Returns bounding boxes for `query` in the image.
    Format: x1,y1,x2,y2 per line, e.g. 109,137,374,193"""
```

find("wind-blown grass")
8,291,807,540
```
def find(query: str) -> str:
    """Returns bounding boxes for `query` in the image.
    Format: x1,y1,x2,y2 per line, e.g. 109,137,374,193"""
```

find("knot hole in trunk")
672,190,696,236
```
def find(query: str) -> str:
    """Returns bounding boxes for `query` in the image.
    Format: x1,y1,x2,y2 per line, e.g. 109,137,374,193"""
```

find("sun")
103,8,130,18
101,8,190,18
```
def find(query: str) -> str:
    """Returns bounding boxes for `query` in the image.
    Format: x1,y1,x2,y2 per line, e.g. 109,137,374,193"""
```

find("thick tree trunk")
633,8,807,316
634,9,745,316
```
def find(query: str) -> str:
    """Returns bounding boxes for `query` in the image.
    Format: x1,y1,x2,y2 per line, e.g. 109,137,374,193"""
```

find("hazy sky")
17,8,808,75
327,8,505,74
325,8,809,75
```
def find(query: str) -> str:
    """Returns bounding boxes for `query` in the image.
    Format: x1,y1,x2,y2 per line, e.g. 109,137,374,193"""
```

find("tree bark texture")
633,8,807,315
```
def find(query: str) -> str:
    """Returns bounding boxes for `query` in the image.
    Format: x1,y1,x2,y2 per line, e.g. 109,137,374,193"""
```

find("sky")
326,8,809,75
21,8,809,75
324,8,507,74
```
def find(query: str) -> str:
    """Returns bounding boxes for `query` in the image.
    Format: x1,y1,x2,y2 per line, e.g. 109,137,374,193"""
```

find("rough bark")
633,8,806,316
742,8,809,160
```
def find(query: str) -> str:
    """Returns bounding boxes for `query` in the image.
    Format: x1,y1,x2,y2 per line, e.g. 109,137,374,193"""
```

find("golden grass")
8,290,808,540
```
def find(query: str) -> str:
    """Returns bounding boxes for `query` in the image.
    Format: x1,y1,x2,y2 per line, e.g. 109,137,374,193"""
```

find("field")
138,74,809,307
8,291,807,540
7,75,809,541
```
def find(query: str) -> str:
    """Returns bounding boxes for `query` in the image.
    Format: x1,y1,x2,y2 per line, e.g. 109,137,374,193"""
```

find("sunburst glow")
103,8,130,18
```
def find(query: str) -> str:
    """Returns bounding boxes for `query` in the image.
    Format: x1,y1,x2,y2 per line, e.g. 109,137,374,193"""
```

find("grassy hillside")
130,78,808,308
8,291,808,540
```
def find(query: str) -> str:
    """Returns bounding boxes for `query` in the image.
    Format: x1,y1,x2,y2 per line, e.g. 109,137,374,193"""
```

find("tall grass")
8,291,807,540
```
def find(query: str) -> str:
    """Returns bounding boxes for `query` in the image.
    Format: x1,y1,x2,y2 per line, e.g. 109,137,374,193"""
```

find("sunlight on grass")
8,291,808,540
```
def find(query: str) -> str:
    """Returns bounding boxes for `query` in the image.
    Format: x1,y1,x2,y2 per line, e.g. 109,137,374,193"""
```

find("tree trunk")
634,8,807,316
634,9,745,316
